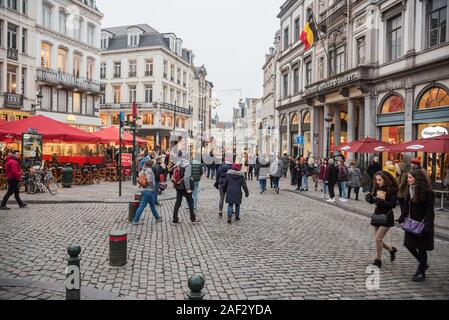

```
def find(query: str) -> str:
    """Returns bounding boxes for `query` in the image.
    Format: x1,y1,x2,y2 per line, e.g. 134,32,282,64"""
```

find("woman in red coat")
1,151,26,210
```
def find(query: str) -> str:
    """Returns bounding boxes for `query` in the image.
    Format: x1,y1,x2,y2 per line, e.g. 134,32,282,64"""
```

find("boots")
355,193,359,201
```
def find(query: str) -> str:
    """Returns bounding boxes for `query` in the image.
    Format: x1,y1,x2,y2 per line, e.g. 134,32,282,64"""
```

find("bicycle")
26,167,58,195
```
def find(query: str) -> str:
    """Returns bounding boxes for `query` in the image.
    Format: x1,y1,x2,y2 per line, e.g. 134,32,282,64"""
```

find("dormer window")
101,31,112,50
127,27,143,47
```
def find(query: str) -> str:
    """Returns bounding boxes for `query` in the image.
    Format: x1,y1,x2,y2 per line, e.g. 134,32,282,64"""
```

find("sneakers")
191,218,202,224
171,220,183,225
132,221,144,225
19,204,28,208
339,198,348,202
326,198,336,203
0,206,11,210
155,218,162,223
412,272,426,282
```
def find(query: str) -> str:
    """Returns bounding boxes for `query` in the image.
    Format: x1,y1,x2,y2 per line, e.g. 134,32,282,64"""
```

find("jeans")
339,181,348,198
133,190,160,223
219,186,226,213
173,189,196,222
323,182,328,196
282,168,288,178
259,179,267,192
273,177,280,190
227,203,241,219
192,180,200,209
1,179,23,207
302,175,309,190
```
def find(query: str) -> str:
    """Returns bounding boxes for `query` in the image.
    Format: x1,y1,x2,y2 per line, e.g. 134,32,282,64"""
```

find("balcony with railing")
3,92,24,108
7,48,18,61
129,71,137,78
319,0,347,24
144,71,152,77
36,68,101,94
100,102,192,115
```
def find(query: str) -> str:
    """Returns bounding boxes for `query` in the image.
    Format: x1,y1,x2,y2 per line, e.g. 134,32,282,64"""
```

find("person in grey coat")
281,153,289,178
172,158,200,224
270,157,283,194
347,161,362,201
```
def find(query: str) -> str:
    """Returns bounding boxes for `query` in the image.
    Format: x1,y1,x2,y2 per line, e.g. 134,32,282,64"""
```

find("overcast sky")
97,0,283,121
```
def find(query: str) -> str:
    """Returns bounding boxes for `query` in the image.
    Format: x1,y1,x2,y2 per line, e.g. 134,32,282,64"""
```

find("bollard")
109,231,127,267
128,201,140,222
65,244,81,300
186,274,205,300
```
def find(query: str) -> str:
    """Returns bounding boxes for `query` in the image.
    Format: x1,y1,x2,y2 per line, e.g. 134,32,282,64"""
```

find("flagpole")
309,8,335,78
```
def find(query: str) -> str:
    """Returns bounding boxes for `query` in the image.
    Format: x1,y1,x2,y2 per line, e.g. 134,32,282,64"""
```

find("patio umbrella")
93,127,147,146
387,134,449,153
334,137,393,154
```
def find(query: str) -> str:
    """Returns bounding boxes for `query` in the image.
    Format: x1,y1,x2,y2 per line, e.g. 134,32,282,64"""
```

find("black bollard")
128,201,140,222
65,244,81,300
186,274,205,300
109,231,127,267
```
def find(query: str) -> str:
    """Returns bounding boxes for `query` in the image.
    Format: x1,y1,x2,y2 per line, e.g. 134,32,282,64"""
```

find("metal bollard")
109,231,127,267
186,274,205,300
65,244,81,300
128,201,140,222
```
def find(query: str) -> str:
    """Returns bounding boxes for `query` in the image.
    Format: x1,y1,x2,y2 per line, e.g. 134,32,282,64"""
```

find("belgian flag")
300,9,319,50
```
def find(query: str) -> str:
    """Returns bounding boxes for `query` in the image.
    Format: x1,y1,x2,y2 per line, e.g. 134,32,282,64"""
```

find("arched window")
291,114,300,125
280,116,287,127
381,95,405,113
303,111,311,124
418,87,449,110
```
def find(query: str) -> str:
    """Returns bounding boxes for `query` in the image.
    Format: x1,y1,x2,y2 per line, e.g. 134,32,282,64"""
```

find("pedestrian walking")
223,163,249,224
398,169,435,282
347,161,362,200
281,153,289,178
289,156,296,186
319,159,328,199
1,151,26,210
258,158,270,194
396,163,408,214
299,158,309,191
191,158,203,211
172,159,200,224
248,153,255,181
337,161,349,202
270,157,283,194
367,157,382,193
133,160,161,225
294,158,302,190
151,157,163,205
241,152,249,180
365,171,398,268
216,160,232,217
325,159,339,203
312,160,320,191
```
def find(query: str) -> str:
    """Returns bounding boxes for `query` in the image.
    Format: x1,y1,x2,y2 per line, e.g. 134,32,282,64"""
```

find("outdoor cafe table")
434,190,449,212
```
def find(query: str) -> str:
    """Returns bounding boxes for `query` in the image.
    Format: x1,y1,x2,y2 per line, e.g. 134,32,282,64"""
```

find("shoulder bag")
402,200,426,236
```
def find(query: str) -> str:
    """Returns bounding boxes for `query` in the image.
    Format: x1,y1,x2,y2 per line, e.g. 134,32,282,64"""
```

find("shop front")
280,116,288,155
0,109,30,122
138,129,172,151
290,114,299,156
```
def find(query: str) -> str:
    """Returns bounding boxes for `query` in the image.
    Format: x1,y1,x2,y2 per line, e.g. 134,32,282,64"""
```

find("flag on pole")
300,9,319,50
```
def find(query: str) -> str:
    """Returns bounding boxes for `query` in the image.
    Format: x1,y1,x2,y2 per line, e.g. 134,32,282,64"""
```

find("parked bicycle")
24,167,58,195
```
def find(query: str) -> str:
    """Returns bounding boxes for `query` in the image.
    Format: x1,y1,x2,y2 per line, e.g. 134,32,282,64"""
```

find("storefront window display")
418,87,449,109
381,125,405,166
381,95,405,113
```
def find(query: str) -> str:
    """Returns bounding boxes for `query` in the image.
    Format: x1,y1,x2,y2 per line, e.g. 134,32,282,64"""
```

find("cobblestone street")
1,178,448,300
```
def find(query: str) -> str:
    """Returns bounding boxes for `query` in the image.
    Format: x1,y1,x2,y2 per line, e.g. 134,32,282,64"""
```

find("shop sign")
21,132,43,168
421,126,448,139
304,70,360,96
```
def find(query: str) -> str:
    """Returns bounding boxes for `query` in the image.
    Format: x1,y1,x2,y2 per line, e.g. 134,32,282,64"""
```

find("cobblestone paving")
0,178,448,300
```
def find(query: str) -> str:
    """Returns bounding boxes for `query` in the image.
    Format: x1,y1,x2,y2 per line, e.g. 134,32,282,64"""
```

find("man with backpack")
191,158,203,211
133,159,162,225
215,159,232,218
172,158,200,224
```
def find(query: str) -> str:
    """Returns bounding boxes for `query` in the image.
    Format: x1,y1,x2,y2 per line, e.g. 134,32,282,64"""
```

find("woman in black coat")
325,159,339,202
223,163,249,224
398,169,435,282
365,171,398,269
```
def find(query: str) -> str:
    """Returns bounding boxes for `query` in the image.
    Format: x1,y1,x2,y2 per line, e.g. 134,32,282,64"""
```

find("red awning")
93,127,147,146
387,135,449,153
0,116,100,143
334,137,393,154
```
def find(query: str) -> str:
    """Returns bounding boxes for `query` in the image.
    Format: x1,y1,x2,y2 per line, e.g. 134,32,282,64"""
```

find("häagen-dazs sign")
304,71,360,96
421,126,448,139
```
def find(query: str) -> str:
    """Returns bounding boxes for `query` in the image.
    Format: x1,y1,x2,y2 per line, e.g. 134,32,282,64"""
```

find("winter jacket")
5,155,21,181
325,164,338,185
367,161,382,178
151,163,163,183
299,164,308,177
223,170,249,205
258,162,270,179
174,159,193,191
281,156,290,169
337,165,349,183
319,164,327,180
289,159,296,171
347,167,362,188
396,173,408,199
398,190,435,251
191,160,203,182
216,162,232,187
139,166,156,192
270,160,283,178
368,186,398,227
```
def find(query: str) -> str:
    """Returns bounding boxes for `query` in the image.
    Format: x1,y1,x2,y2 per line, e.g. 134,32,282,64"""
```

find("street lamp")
325,116,333,159
31,90,43,114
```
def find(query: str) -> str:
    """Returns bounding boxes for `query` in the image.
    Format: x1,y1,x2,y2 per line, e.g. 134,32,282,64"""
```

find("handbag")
402,200,427,236
371,212,389,226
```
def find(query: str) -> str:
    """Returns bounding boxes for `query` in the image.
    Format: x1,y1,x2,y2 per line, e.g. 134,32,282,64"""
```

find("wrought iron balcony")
3,92,24,108
36,68,101,94
7,48,18,61
159,102,192,115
